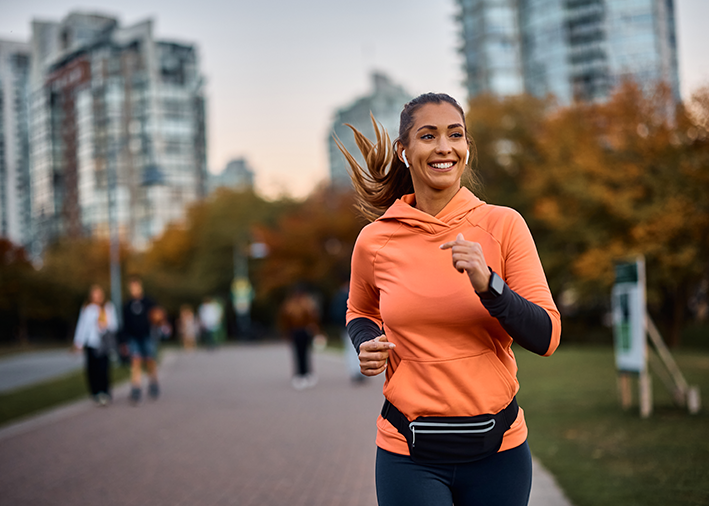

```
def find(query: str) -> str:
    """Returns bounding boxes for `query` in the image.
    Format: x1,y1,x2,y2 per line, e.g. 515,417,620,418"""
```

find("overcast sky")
1,0,708,198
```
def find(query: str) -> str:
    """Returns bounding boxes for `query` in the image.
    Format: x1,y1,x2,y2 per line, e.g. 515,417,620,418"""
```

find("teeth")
431,162,454,169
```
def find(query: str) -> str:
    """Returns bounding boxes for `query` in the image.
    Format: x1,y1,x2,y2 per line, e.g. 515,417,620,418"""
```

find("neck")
412,184,461,216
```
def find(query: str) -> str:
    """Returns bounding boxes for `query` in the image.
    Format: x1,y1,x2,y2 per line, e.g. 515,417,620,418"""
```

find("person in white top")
73,285,118,405
198,297,222,348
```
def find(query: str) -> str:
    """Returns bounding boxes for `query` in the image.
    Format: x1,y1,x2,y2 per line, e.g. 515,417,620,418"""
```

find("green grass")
515,344,709,506
0,364,130,427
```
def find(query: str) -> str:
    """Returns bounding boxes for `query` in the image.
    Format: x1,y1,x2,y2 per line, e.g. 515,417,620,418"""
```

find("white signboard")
611,258,646,373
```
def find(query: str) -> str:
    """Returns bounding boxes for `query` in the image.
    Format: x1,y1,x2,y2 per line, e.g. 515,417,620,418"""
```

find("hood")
377,187,486,234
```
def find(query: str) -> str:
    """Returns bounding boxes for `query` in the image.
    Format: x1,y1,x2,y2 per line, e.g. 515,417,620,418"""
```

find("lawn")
516,344,709,506
0,363,130,427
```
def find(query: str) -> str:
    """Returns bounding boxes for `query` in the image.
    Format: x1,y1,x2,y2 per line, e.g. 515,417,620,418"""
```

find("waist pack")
381,397,519,464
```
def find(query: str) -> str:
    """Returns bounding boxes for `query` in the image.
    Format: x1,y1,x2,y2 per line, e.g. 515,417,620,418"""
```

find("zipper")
409,419,495,447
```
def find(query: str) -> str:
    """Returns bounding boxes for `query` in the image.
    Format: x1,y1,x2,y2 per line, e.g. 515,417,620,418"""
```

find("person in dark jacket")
122,275,159,404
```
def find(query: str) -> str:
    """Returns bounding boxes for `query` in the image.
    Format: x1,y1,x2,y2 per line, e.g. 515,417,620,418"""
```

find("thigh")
376,448,453,506
451,441,533,506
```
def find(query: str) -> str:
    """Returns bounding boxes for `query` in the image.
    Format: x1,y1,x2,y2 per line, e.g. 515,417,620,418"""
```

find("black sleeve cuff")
346,317,382,353
479,281,553,356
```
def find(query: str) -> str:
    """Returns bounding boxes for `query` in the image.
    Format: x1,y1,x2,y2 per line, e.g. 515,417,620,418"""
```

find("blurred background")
0,0,707,347
0,1,708,504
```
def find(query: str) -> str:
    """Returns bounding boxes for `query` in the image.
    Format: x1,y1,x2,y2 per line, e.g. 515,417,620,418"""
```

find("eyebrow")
416,123,465,132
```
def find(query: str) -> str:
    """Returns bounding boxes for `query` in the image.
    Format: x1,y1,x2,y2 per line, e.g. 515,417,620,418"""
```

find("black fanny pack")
381,397,519,464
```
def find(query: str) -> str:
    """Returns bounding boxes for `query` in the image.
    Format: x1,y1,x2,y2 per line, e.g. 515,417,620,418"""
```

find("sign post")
611,257,701,416
612,258,652,417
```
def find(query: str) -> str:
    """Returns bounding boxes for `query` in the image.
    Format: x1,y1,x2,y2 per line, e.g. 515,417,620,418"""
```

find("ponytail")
333,114,413,222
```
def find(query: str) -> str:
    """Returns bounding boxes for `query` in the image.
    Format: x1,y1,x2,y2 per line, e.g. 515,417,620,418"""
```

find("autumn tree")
467,82,709,345
254,185,364,321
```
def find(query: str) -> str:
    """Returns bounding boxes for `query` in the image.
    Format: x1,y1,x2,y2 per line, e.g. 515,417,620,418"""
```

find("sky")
1,0,708,198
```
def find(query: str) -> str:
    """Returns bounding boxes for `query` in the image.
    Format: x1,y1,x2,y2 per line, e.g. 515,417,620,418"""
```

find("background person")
198,297,222,349
338,93,561,506
279,286,320,390
73,285,117,405
178,304,199,351
331,279,365,383
122,275,159,404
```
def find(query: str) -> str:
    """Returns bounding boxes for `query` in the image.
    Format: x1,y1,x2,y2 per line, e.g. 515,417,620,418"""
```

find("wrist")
476,269,505,299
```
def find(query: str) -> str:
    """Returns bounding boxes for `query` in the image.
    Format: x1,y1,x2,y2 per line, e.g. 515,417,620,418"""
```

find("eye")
450,132,464,138
420,133,434,140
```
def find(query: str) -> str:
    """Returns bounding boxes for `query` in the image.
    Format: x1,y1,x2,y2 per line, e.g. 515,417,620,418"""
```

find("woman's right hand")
358,334,395,376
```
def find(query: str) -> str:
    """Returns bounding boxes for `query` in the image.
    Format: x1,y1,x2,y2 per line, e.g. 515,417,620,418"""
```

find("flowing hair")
333,92,479,222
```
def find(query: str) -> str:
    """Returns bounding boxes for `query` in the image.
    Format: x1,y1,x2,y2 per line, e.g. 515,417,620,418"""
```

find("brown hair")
333,92,479,221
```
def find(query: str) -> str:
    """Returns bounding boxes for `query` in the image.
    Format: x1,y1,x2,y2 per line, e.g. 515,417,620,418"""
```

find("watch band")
477,270,505,299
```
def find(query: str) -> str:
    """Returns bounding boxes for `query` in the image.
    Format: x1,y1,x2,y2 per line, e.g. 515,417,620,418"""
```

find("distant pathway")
0,344,572,505
0,349,82,393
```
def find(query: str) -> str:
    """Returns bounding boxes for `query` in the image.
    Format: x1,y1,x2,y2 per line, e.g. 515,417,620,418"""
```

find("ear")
396,142,406,166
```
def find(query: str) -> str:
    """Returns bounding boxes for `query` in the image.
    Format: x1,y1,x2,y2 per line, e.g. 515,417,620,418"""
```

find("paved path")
0,349,83,393
0,344,572,505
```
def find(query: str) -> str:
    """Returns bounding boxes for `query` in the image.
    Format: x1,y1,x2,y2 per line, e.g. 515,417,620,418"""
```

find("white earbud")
465,150,470,166
402,150,410,168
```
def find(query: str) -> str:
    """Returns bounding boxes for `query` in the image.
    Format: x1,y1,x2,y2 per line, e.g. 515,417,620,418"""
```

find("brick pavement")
0,344,572,506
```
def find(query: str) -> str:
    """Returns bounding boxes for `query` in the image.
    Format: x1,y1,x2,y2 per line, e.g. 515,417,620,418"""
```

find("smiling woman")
334,92,561,506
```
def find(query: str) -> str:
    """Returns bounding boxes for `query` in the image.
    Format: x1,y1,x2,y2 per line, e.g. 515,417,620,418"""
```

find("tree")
467,82,709,346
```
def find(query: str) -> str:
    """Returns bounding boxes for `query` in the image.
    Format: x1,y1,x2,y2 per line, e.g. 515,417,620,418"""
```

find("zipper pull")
410,425,416,447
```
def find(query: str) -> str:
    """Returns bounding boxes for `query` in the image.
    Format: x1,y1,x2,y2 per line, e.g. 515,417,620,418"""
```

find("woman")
73,285,118,405
337,93,561,505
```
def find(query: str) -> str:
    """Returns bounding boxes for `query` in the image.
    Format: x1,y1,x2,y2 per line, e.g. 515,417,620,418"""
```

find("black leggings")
85,347,110,396
376,441,532,506
291,329,312,376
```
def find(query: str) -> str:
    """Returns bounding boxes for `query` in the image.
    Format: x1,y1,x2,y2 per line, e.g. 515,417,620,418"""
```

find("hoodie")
346,187,561,456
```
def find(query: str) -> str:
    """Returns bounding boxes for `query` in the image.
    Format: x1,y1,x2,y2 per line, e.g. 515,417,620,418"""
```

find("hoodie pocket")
383,351,517,420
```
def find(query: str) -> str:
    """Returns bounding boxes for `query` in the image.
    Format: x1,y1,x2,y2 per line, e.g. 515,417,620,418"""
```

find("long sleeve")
494,210,561,356
479,280,552,356
73,307,91,348
346,226,384,352
347,317,382,353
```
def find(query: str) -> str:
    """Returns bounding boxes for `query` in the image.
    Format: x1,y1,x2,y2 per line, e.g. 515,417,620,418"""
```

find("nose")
436,136,452,154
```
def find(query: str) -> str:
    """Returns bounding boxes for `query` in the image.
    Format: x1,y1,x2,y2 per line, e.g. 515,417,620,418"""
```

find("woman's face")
398,102,468,195
90,287,105,305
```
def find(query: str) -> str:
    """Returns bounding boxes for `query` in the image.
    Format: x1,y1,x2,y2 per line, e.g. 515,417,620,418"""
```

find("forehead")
412,102,464,129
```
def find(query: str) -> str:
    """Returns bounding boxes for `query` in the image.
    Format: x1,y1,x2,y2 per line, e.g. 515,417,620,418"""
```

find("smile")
429,162,455,169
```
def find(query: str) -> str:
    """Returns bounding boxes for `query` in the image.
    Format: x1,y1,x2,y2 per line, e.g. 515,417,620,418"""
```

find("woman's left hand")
440,233,491,292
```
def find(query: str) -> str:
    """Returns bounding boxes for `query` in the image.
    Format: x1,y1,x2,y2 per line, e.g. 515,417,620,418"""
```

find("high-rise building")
457,0,680,103
328,72,412,187
0,40,32,248
209,158,255,193
28,12,207,252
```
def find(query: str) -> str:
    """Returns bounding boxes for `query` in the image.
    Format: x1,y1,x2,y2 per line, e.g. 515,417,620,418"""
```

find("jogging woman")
336,93,561,505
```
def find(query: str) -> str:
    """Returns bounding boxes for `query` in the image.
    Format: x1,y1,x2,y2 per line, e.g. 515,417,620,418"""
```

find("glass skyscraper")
0,40,32,249
328,72,411,187
28,12,207,253
457,0,680,103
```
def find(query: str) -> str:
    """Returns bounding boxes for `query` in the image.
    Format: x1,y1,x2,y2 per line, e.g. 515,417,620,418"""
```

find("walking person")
73,285,117,406
178,305,199,351
198,297,222,349
280,286,320,390
337,93,561,505
332,279,365,383
122,275,159,404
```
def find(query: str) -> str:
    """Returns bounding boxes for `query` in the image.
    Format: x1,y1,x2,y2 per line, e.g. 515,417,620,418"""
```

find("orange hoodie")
346,187,561,456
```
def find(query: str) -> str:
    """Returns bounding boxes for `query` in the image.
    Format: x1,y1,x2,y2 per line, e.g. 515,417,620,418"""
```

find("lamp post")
107,141,122,325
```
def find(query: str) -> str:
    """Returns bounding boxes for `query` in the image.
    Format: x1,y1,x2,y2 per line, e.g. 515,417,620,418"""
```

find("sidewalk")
0,344,572,505
0,349,83,393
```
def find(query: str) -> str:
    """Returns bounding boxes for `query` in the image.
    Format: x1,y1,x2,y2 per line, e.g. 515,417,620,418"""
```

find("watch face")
491,273,505,296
